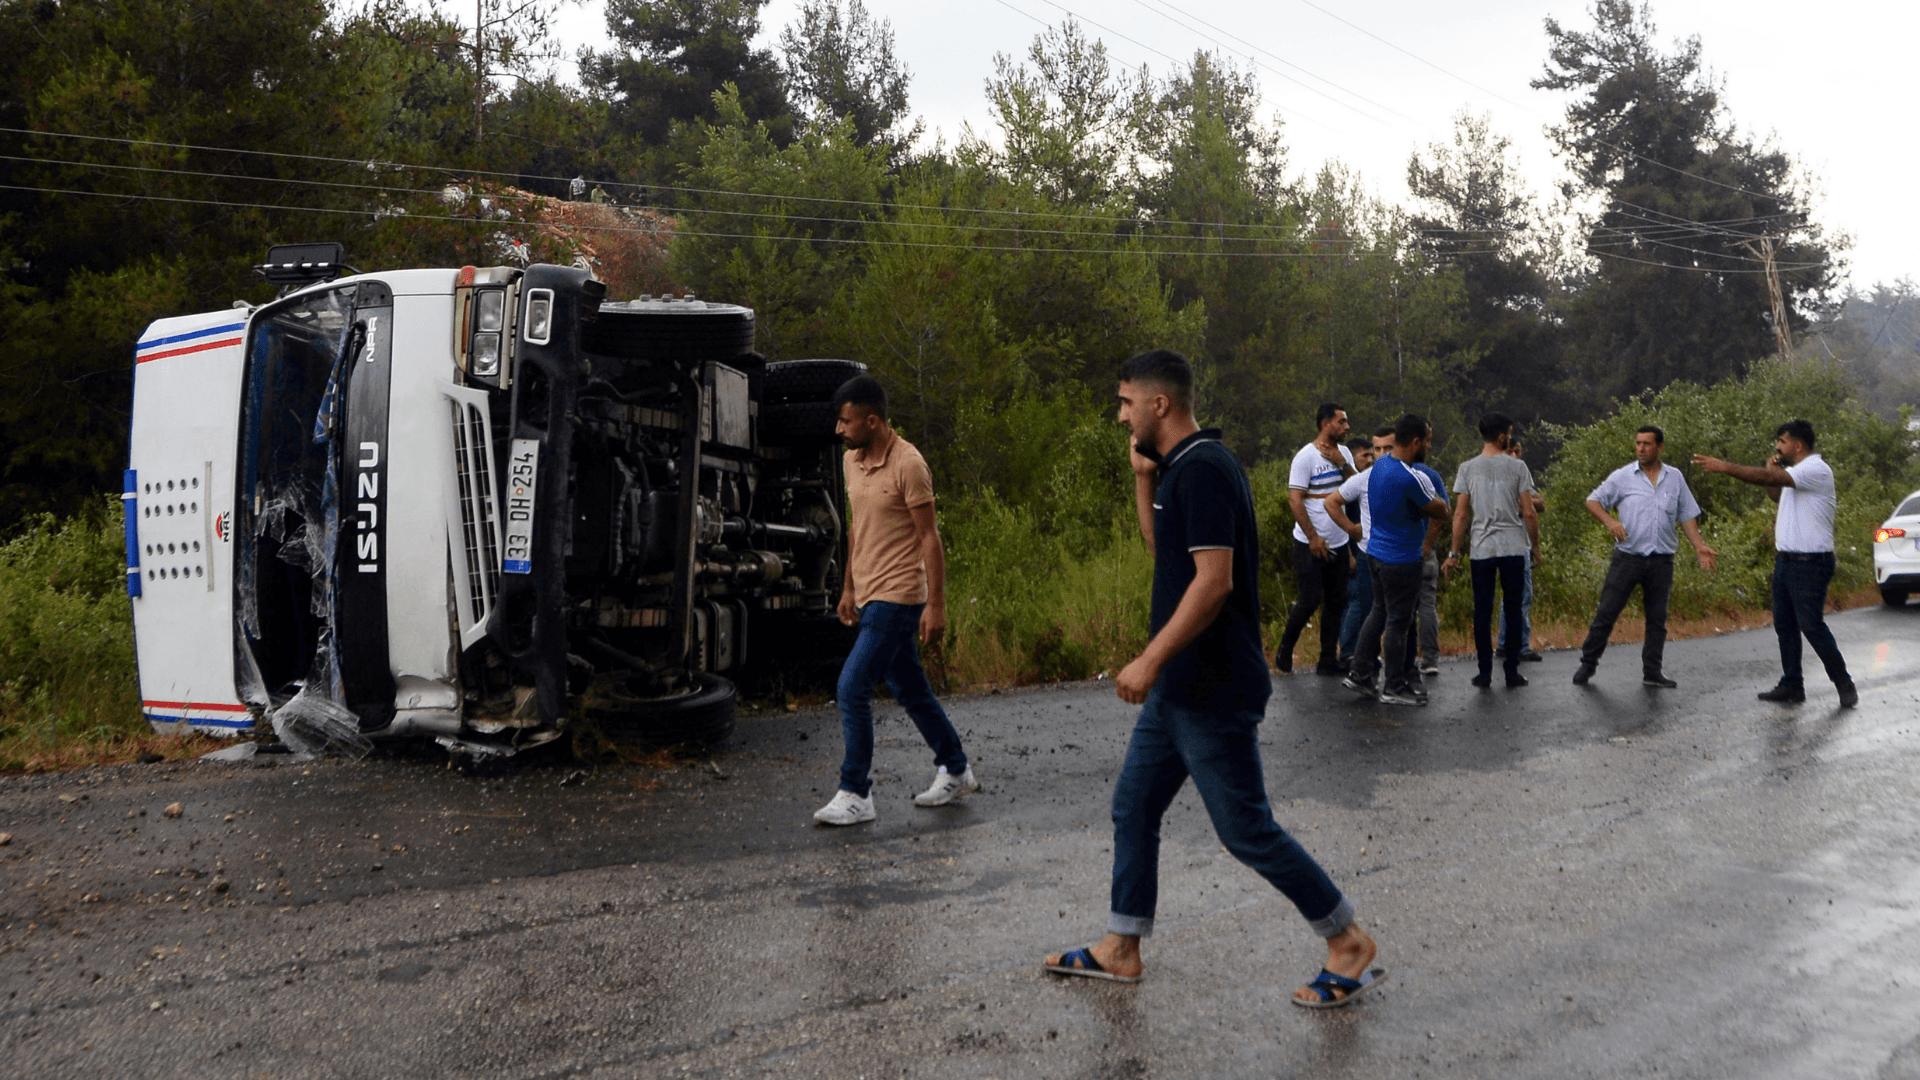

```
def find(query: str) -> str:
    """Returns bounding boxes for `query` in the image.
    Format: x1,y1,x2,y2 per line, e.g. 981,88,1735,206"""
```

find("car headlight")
475,288,506,333
472,332,502,376
523,289,554,345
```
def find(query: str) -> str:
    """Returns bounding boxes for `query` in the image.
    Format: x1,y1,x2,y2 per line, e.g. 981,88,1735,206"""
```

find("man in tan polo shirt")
813,376,978,825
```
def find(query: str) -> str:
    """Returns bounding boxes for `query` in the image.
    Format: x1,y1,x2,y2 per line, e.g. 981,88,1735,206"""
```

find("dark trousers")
1772,553,1851,687
1578,551,1674,675
1336,549,1372,666
1280,539,1349,666
1350,557,1422,692
1471,555,1528,678
836,601,967,797
1107,688,1351,939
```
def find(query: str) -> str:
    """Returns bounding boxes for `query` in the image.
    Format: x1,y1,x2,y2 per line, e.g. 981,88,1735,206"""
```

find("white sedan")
1875,488,1920,606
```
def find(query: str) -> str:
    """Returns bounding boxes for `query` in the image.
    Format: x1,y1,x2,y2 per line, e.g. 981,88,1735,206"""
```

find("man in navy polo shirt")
1042,350,1385,1010
1346,415,1450,706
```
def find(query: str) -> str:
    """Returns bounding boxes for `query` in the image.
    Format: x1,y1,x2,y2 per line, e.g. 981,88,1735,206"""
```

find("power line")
998,0,1351,136
3,146,1529,248
13,178,1802,277
1126,0,1403,128
0,181,1515,261
1291,0,1811,209
2,127,1538,244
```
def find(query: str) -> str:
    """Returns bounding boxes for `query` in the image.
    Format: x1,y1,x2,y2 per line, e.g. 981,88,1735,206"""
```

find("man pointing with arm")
1693,419,1857,708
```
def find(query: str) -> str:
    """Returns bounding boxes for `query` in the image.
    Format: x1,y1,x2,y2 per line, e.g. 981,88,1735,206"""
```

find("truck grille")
451,401,502,626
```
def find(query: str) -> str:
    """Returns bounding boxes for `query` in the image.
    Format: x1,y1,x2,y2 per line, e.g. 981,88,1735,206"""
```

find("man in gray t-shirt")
1442,413,1540,686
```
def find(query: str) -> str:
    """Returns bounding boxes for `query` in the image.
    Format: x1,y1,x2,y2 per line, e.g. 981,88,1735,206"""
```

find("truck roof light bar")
254,242,357,285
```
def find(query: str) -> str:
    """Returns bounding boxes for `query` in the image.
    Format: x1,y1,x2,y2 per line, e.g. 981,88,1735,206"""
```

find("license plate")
502,438,538,574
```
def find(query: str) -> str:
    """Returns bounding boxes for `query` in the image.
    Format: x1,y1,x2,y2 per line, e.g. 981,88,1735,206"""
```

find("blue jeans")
1472,555,1527,678
1497,560,1533,653
1771,553,1852,688
1337,549,1372,666
1107,688,1352,939
837,601,967,798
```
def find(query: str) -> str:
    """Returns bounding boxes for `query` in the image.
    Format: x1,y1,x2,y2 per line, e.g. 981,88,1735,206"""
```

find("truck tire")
587,671,736,749
583,299,755,362
762,359,867,404
759,400,842,447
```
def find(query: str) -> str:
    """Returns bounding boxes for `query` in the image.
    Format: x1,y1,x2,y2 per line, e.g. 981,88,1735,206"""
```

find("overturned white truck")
127,244,862,760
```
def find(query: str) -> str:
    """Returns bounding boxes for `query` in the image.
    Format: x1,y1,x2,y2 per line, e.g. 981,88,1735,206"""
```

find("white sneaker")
913,766,980,807
812,789,875,826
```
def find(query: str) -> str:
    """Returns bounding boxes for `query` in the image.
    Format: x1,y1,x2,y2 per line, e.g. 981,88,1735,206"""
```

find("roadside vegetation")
1,0,1917,761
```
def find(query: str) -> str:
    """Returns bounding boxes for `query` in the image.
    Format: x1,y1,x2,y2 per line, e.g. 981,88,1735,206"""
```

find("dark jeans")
836,601,967,798
1578,551,1674,675
1471,555,1528,678
1771,553,1852,688
1281,539,1350,666
1337,548,1372,666
1107,687,1352,939
1498,560,1533,653
1350,556,1423,692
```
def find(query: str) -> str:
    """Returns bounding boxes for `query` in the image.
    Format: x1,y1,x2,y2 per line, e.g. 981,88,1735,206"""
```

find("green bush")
0,498,141,755
942,495,1151,684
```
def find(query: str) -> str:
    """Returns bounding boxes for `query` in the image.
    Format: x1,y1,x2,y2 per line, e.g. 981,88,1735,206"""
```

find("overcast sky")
547,0,1913,291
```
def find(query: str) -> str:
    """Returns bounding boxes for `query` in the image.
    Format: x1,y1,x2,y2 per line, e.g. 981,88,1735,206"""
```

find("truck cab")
128,245,860,758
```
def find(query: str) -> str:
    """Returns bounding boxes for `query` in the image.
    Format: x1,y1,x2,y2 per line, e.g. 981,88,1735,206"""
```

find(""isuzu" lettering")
356,441,381,573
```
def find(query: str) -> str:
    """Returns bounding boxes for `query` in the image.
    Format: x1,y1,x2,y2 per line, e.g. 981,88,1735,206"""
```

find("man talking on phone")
1041,350,1384,1009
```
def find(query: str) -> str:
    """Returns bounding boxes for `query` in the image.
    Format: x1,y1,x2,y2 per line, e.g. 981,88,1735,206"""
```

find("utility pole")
474,0,485,143
1741,235,1794,360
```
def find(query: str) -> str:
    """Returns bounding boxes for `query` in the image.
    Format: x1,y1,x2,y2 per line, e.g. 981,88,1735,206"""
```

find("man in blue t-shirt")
1042,350,1385,1010
1346,414,1450,706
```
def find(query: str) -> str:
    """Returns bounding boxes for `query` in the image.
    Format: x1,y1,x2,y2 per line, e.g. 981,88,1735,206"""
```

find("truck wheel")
759,400,842,447
762,359,867,404
583,300,755,361
1883,587,1911,607
587,671,736,749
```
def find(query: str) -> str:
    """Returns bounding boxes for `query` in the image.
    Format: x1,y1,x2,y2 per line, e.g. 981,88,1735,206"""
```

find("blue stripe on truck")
123,469,141,598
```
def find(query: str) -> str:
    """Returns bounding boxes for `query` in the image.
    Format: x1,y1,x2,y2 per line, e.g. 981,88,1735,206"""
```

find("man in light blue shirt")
1572,426,1717,687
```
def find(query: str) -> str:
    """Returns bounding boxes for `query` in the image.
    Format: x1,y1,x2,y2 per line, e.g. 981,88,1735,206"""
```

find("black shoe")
1757,684,1805,704
1407,683,1429,706
1520,649,1544,663
1506,672,1530,688
1314,661,1345,677
1643,673,1677,689
1341,675,1376,698
1837,681,1859,709
1470,673,1492,688
1378,685,1421,706
1572,662,1596,685
1274,651,1293,674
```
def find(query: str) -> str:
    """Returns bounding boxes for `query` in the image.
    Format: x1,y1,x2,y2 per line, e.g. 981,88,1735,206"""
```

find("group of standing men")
807,354,1856,1015
1278,405,1856,707
1278,406,1549,703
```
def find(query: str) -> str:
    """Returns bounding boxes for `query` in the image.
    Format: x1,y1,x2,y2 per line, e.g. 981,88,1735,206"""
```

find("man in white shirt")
1278,404,1356,675
1694,419,1857,708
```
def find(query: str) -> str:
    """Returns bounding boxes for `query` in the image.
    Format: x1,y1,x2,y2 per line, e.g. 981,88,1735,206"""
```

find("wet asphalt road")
4,607,1920,1080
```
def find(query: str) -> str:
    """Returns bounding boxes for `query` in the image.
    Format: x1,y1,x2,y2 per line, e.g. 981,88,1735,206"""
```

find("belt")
1615,550,1675,559
1777,551,1833,562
